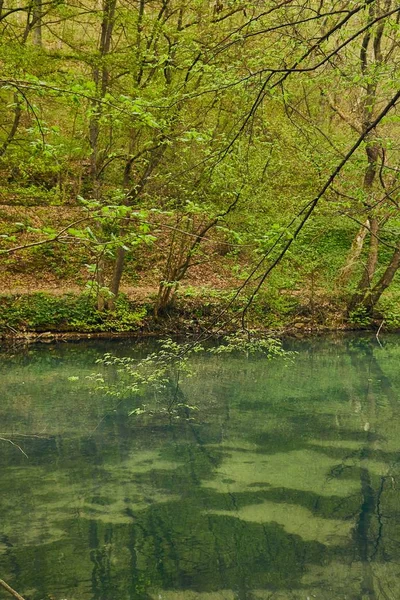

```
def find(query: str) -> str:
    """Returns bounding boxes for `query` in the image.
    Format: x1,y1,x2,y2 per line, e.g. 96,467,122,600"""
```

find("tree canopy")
1,0,400,332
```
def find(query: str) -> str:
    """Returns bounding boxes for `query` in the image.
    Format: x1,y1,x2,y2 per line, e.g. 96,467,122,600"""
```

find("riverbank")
0,287,388,344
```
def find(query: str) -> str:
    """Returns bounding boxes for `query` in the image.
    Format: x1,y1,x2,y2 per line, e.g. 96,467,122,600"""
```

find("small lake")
1,335,400,600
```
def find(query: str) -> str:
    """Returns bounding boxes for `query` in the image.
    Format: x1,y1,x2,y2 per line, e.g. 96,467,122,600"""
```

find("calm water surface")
1,335,400,600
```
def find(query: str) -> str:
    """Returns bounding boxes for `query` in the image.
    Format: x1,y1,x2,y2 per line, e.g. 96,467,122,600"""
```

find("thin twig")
0,580,27,600
376,320,385,347
0,432,49,438
0,217,91,255
0,437,28,458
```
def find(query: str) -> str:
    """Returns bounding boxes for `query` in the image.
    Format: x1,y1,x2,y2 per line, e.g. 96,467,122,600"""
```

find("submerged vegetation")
0,1,400,334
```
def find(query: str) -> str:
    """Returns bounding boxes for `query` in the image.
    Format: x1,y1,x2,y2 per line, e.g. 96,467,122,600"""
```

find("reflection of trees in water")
1,337,400,599
346,340,400,599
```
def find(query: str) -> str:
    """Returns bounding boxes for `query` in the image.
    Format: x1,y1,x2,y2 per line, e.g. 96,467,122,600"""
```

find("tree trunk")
89,0,116,190
350,217,380,311
154,282,176,317
369,247,400,308
0,93,22,158
32,0,42,47
338,220,369,286
348,4,387,311
359,217,379,290
107,148,165,309
106,246,126,310
96,257,106,311
89,117,100,188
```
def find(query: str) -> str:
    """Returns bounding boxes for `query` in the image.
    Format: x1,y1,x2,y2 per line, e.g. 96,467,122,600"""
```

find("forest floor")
0,204,390,340
0,247,383,341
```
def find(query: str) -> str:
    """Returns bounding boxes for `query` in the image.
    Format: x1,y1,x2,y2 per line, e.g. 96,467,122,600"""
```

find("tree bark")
107,146,165,307
348,138,381,308
89,0,116,189
31,0,42,47
369,247,400,308
347,3,388,310
106,246,126,309
338,220,370,286
349,217,380,311
96,256,106,311
0,93,22,158
358,217,379,286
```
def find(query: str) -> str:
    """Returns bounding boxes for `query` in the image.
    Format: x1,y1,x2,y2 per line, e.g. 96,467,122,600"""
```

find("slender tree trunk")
349,134,381,309
0,579,26,600
338,220,370,286
339,141,379,295
155,196,240,314
369,247,400,308
347,2,390,310
88,0,116,310
32,0,42,47
358,217,379,289
106,246,126,309
0,93,22,158
89,117,100,188
107,148,164,307
349,217,380,311
154,283,176,317
96,257,106,311
89,0,116,191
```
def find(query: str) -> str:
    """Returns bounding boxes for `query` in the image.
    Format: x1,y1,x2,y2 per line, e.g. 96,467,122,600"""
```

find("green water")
1,335,400,600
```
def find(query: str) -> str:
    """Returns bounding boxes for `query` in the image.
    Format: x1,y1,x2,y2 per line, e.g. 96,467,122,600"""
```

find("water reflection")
1,335,400,599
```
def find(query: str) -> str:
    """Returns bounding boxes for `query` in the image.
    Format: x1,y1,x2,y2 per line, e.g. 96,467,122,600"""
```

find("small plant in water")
91,338,199,420
210,330,288,357
90,333,292,420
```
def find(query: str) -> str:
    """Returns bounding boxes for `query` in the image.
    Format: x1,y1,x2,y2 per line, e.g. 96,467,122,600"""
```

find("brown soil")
0,204,242,297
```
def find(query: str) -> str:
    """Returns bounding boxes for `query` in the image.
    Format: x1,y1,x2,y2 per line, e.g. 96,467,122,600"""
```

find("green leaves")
210,332,291,359
93,334,292,420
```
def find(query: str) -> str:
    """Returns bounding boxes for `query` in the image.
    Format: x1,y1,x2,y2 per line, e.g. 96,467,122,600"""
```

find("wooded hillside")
1,0,400,333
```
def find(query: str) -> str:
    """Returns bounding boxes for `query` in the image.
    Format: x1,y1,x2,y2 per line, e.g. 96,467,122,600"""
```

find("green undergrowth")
0,288,305,336
0,292,148,333
0,287,398,337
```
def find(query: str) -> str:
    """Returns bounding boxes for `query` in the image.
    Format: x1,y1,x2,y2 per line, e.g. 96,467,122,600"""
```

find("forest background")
1,0,400,336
